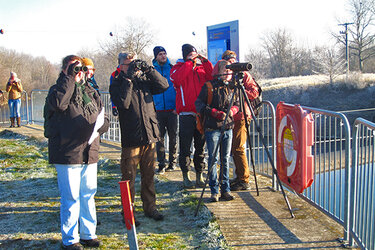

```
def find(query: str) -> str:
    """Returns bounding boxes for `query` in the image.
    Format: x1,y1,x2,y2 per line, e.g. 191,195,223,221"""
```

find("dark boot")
195,172,205,188
16,117,21,127
10,117,15,128
182,171,195,188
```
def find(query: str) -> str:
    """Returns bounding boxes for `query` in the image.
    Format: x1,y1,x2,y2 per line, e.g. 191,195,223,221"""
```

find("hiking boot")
16,117,21,127
195,172,205,188
231,181,251,191
210,193,219,202
79,239,101,248
230,177,240,185
145,209,164,221
182,171,195,188
9,117,15,128
220,192,235,201
62,243,83,250
156,166,165,174
165,164,176,172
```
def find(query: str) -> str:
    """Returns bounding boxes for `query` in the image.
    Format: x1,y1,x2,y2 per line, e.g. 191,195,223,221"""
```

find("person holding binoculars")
170,44,213,188
6,71,23,127
109,52,169,224
46,55,109,249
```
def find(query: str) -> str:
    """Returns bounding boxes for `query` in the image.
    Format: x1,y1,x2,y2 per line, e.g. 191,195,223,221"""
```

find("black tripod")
194,71,295,218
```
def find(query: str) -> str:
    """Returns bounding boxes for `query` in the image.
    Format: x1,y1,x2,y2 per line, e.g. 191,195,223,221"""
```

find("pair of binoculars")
73,65,89,73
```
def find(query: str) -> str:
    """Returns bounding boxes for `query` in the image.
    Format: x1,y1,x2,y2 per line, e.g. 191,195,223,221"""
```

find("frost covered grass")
260,73,375,90
0,130,228,249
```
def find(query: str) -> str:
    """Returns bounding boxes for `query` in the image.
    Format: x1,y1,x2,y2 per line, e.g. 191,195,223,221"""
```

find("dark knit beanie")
182,44,197,61
153,46,166,59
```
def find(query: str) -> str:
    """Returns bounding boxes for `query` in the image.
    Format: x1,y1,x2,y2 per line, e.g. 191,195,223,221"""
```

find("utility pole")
339,22,354,82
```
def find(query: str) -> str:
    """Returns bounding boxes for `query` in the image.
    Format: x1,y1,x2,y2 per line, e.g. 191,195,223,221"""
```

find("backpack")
248,78,262,117
196,81,213,134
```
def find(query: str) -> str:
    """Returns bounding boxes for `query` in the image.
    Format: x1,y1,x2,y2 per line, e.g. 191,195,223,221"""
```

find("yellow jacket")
6,79,23,99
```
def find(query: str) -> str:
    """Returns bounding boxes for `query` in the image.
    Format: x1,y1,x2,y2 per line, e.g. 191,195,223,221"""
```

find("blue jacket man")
152,46,178,173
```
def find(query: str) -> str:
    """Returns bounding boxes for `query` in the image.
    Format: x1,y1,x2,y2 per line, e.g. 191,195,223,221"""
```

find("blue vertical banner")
207,20,239,66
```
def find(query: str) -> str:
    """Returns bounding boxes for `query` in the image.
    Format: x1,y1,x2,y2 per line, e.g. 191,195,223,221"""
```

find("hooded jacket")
152,58,176,111
46,72,104,164
170,59,213,114
109,68,169,147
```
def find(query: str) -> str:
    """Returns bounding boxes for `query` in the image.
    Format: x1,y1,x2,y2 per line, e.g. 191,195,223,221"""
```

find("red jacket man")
170,46,213,115
169,44,213,188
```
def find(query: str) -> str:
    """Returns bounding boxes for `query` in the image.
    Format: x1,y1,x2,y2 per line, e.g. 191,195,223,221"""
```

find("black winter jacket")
47,72,105,164
109,68,168,147
195,79,239,131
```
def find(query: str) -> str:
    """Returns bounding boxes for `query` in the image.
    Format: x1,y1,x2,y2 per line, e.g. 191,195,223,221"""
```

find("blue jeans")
205,129,233,195
8,99,21,118
55,164,98,246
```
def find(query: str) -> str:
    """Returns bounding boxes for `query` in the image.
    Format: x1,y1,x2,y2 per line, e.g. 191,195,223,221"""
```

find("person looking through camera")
221,50,260,191
170,44,213,189
109,52,169,223
46,55,109,249
195,60,239,202
6,72,23,127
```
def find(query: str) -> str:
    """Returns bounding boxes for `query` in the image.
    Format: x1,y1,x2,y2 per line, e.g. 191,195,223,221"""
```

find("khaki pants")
120,144,156,214
231,120,250,183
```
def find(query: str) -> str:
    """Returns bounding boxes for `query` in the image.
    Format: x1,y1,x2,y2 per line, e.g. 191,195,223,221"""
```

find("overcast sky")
0,0,349,64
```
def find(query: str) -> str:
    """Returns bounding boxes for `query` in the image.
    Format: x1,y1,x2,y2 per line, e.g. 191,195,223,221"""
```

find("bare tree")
244,48,269,79
30,57,58,89
261,28,295,78
333,0,375,72
313,45,346,83
99,17,155,65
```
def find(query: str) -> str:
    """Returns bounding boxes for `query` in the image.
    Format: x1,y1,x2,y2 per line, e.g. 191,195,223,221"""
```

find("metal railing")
30,89,48,124
246,101,277,187
297,107,351,234
350,118,375,249
29,90,121,142
99,92,121,142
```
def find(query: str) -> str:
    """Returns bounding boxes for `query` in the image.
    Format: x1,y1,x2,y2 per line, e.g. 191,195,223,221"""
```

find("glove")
67,61,80,76
127,60,142,79
139,60,152,73
112,107,118,116
211,108,225,121
197,54,208,62
229,106,239,117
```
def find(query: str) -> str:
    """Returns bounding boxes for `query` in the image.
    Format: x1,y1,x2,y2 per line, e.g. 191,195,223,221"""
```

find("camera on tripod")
225,62,252,72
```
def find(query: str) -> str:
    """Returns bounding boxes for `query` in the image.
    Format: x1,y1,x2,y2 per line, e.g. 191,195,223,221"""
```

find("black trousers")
156,111,178,168
178,115,206,173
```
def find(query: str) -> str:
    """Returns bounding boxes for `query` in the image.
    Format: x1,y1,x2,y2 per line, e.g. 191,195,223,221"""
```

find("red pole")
119,181,135,230
119,181,139,250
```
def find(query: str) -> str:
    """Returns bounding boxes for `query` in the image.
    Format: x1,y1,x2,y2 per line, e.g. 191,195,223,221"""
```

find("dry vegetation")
260,73,375,123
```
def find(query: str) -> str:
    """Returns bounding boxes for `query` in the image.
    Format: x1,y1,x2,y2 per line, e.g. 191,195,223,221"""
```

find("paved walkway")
3,124,348,249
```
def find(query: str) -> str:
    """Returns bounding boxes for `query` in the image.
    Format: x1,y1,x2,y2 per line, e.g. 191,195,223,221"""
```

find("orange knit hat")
82,57,94,67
